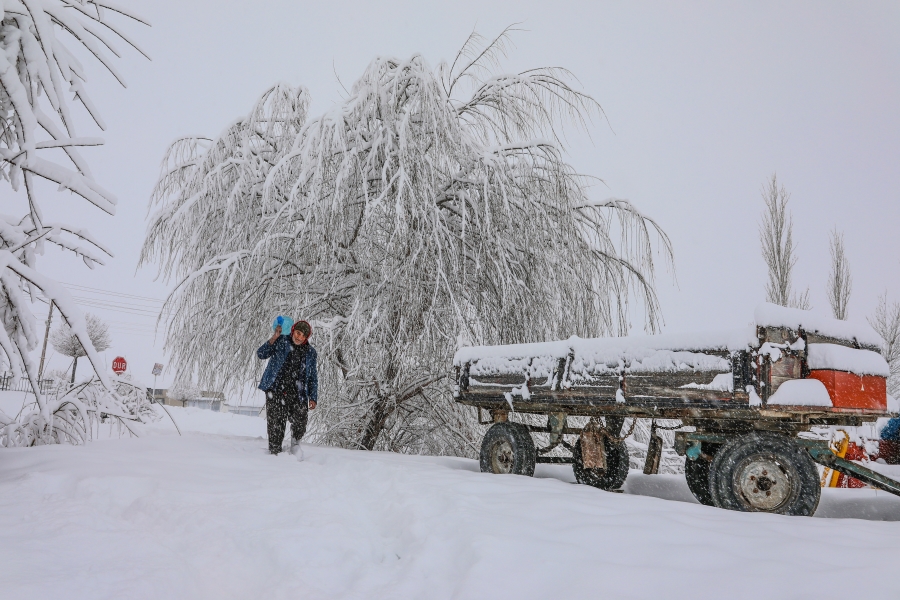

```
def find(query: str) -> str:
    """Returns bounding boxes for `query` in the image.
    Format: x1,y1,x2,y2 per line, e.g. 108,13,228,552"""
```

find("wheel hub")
491,439,514,474
735,455,792,511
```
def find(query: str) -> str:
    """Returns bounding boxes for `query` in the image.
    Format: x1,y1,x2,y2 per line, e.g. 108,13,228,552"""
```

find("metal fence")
185,398,221,412
224,404,263,418
0,375,57,395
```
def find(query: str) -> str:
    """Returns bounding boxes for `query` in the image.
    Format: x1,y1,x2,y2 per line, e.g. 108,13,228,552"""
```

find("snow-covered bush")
0,2,148,445
1,374,156,447
110,373,159,423
142,30,672,455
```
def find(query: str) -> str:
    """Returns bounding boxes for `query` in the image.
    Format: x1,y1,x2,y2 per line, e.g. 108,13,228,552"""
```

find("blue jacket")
882,417,900,441
257,335,318,401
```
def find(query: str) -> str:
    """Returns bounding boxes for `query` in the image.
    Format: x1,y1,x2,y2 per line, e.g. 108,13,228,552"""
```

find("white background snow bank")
143,405,267,438
0,407,899,599
768,379,833,407
807,343,890,377
1,392,268,439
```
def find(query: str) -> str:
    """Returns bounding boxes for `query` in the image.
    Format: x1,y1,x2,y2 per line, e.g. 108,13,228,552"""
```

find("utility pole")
37,301,54,381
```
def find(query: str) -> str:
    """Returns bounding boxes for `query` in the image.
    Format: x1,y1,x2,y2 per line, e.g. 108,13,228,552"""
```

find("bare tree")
869,293,900,397
141,29,673,454
50,313,111,383
826,228,852,320
759,174,809,309
0,3,149,446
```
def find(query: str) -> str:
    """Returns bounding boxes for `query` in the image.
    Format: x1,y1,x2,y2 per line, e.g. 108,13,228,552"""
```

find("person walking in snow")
257,320,318,455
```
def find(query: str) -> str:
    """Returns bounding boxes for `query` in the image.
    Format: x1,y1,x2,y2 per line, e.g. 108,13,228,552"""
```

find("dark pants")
266,388,309,454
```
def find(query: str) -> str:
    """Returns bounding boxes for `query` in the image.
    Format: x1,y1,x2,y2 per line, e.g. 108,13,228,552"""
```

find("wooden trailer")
453,304,900,516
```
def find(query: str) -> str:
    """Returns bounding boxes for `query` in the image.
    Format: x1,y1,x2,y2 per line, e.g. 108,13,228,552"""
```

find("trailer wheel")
684,457,715,506
479,422,536,476
572,437,629,491
709,432,820,516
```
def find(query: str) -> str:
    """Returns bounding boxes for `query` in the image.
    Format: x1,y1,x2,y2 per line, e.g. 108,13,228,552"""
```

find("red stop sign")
112,356,127,374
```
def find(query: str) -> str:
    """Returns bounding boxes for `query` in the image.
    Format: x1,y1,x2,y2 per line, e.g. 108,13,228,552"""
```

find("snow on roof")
807,343,890,377
754,303,883,348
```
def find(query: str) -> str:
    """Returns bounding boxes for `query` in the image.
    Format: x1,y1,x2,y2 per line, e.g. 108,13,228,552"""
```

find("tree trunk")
70,357,77,383
359,394,395,451
359,308,402,451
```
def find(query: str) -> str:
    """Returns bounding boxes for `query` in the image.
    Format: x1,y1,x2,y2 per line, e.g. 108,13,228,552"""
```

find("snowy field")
0,400,898,599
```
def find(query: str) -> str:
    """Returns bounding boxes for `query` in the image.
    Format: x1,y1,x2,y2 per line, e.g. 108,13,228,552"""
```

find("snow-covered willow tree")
0,2,149,446
142,30,672,454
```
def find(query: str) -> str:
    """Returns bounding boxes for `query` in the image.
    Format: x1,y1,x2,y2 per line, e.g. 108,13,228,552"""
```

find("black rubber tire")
479,422,536,476
684,457,715,506
708,432,821,516
572,437,630,491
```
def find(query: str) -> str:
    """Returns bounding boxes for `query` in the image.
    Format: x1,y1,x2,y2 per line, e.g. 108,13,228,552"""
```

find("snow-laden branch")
0,2,148,445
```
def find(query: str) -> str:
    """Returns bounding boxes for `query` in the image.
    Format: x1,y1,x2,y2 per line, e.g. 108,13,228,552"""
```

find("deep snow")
0,404,898,599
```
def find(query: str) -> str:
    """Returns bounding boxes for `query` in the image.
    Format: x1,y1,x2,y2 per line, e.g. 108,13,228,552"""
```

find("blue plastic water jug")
272,315,294,334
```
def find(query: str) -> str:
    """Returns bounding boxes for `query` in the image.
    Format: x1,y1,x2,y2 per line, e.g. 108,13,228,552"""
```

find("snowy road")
0,407,898,599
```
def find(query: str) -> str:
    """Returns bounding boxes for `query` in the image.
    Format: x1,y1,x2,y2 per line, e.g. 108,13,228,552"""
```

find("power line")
111,328,163,334
29,280,182,321
70,297,170,316
59,302,163,318
70,294,163,308
36,293,174,318
58,282,166,304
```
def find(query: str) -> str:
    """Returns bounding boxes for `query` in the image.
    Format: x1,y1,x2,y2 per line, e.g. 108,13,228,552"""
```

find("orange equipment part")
806,370,886,410
822,431,850,488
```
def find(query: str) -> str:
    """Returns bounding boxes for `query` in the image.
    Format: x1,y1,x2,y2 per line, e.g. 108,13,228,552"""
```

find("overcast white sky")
11,1,900,395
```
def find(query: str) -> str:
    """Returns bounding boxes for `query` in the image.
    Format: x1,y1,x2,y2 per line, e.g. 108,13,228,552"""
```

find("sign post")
148,363,180,436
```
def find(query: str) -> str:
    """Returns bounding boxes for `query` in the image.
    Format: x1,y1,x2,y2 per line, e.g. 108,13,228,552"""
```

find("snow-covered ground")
0,402,898,599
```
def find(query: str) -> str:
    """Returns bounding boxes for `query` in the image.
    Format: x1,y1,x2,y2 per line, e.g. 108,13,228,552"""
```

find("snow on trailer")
453,303,900,516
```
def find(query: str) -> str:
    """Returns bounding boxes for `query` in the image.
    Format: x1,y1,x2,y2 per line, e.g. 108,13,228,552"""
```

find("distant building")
145,386,263,417
147,388,225,410
185,392,223,412
147,388,170,405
